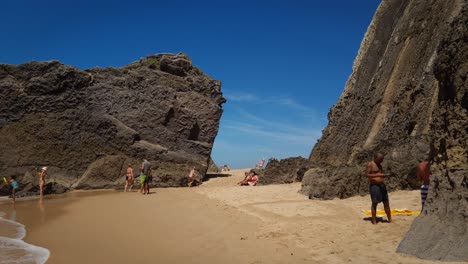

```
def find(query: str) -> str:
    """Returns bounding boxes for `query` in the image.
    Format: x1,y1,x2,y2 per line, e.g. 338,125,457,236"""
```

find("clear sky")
0,0,380,169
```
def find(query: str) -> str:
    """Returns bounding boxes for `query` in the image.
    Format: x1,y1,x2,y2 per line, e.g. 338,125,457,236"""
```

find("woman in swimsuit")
124,164,134,192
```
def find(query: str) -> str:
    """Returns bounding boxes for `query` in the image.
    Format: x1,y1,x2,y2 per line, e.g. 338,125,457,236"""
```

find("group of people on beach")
3,153,431,222
124,159,152,194
2,166,48,202
124,159,202,191
366,153,431,224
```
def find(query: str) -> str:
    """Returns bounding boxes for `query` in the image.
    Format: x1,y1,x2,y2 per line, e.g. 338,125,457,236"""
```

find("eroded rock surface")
259,157,312,185
302,0,465,198
397,4,467,261
301,0,466,261
0,53,225,192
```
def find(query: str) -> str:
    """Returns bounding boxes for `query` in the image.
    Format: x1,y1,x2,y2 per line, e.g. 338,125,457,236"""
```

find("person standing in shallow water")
417,159,431,211
366,153,392,224
9,176,19,203
38,167,47,196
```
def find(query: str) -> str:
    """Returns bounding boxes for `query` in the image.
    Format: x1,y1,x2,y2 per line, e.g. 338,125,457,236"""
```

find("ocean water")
0,210,50,264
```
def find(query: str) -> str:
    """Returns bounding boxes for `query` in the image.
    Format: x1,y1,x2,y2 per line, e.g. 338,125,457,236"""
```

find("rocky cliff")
0,53,225,193
301,0,467,261
398,3,467,261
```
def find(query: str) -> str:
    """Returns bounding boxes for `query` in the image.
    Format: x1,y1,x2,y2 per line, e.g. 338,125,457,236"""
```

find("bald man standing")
366,153,392,224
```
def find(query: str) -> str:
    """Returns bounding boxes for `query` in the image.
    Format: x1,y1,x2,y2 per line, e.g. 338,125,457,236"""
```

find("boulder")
0,53,225,194
259,157,311,185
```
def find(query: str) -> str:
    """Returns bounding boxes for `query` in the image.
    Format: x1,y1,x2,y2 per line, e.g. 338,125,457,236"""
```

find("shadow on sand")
363,217,391,223
203,173,232,182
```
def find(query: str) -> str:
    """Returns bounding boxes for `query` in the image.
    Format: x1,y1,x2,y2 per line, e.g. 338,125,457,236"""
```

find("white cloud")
225,92,315,112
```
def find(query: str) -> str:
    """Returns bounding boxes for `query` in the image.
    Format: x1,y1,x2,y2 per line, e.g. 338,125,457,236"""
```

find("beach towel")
362,209,420,217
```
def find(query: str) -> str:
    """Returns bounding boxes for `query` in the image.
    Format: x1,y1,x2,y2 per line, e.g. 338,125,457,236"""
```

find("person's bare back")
417,161,431,185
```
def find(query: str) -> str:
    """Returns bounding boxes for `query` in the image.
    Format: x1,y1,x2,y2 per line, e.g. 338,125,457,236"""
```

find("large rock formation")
259,157,312,185
397,3,467,261
301,0,467,261
0,53,225,193
302,0,465,198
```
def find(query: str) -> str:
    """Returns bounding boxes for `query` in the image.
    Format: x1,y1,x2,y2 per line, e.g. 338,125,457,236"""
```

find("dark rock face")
0,53,225,192
397,4,468,261
259,157,311,185
302,0,465,198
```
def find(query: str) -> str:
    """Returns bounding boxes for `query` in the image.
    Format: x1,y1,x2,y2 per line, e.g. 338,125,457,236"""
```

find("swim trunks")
420,185,429,207
369,183,388,204
11,181,19,190
140,174,148,184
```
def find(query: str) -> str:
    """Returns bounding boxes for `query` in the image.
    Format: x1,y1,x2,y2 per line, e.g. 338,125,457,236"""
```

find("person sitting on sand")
38,167,47,196
124,163,134,192
417,159,431,211
366,153,391,224
247,172,259,186
188,166,199,187
238,172,251,185
239,171,259,186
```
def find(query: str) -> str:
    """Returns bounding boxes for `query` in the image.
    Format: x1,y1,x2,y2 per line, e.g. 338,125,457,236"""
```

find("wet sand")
0,169,461,264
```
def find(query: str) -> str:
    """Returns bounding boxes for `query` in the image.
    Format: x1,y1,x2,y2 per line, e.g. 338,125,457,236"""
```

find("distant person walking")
124,163,134,192
366,153,392,224
417,160,431,211
38,167,47,196
140,159,151,195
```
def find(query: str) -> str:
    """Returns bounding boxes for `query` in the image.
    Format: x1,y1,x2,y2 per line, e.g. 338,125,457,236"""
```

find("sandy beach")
0,169,462,264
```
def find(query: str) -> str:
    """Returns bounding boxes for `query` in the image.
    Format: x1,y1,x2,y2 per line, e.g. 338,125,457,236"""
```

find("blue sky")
0,0,380,169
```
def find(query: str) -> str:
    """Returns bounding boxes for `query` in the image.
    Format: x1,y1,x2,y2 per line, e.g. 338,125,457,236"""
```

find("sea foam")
0,211,50,264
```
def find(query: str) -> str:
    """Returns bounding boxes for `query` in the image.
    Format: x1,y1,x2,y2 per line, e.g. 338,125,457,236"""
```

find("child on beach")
8,176,19,202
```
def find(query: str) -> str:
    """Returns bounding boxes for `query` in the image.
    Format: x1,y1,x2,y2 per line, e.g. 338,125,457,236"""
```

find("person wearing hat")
38,167,48,196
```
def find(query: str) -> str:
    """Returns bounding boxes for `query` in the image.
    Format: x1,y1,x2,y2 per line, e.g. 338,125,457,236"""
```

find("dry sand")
0,169,462,264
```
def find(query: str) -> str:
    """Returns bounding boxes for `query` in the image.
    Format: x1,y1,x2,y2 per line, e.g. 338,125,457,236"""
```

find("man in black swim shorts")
366,153,392,224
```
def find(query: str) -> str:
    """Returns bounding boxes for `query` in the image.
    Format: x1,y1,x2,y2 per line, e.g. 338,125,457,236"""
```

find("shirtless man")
124,163,134,192
366,153,391,224
140,159,151,195
38,167,47,196
417,159,431,210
